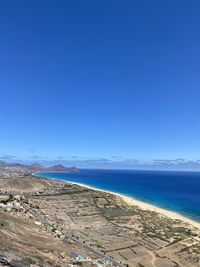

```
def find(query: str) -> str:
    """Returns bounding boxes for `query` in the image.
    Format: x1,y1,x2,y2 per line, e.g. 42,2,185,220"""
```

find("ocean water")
37,169,200,222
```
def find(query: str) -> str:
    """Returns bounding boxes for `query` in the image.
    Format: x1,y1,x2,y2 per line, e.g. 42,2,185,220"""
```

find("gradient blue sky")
0,1,200,169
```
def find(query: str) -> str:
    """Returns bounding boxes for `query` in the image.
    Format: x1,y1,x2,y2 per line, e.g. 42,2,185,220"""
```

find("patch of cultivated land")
0,166,200,267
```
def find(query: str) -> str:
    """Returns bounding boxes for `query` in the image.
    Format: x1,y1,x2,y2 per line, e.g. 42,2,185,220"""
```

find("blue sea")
36,169,200,222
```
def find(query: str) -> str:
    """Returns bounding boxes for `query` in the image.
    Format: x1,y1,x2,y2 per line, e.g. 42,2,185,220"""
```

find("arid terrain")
0,163,200,267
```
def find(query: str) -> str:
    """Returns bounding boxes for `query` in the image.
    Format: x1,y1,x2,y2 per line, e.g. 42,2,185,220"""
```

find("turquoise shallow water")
37,169,200,222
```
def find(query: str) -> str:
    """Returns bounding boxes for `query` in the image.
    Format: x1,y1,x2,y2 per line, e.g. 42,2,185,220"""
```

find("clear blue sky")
0,1,200,169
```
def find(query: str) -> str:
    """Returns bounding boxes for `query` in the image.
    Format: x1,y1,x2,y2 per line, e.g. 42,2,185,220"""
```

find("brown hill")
46,164,79,172
27,163,45,171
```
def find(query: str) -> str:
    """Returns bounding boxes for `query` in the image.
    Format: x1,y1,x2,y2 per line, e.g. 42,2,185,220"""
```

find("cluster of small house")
95,258,113,267
0,197,23,212
0,165,26,178
70,251,113,267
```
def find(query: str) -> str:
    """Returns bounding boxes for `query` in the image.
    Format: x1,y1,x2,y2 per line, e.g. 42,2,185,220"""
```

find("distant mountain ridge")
0,161,79,172
29,164,79,172
28,163,45,171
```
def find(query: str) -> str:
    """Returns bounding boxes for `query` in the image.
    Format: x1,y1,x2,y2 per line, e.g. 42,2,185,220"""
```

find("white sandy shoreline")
69,181,200,230
35,174,200,230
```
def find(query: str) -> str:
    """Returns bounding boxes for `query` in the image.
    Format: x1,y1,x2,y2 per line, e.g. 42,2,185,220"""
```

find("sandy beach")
65,180,200,230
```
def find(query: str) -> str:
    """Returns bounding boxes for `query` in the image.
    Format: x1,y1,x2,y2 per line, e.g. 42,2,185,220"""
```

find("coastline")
69,181,200,230
35,174,200,230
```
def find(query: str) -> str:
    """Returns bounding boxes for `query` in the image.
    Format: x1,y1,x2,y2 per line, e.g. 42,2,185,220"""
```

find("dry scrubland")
0,165,200,267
